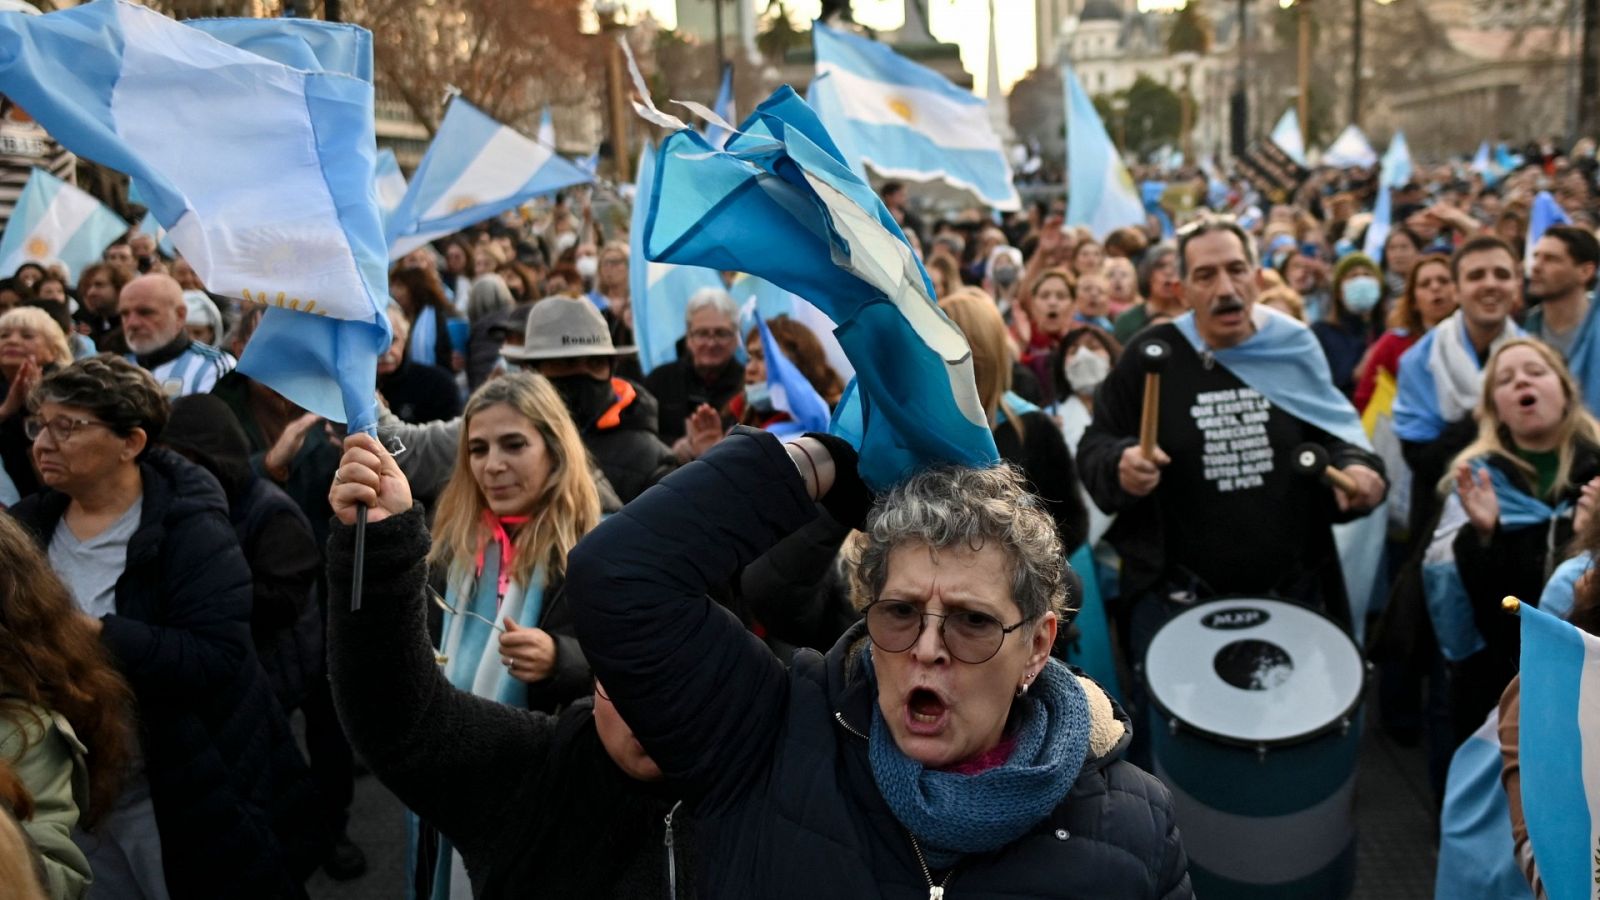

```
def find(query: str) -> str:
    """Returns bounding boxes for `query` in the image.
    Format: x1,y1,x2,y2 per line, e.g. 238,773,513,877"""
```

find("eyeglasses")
863,599,1030,665
24,415,113,443
687,327,736,343
427,585,504,634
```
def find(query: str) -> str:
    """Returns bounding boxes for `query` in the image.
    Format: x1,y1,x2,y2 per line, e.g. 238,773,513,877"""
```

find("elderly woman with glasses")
566,430,1191,898
6,356,324,898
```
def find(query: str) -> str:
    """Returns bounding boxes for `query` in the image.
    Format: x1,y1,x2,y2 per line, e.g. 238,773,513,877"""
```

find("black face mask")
545,372,615,429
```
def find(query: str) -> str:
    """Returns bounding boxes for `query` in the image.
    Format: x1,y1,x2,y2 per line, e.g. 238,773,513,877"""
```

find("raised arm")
567,428,823,806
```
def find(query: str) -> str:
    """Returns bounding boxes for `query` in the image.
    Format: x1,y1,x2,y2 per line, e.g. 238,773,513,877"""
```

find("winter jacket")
8,450,326,899
994,409,1089,553
584,378,678,503
0,695,91,900
569,429,1193,899
212,370,341,549
643,357,743,446
326,506,696,899
161,394,324,712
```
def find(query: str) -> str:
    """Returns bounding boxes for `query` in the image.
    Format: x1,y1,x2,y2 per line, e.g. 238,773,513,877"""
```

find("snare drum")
1144,598,1365,899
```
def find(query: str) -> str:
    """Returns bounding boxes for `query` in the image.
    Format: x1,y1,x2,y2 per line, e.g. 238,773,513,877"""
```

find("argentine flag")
629,140,724,374
1323,124,1378,169
1363,131,1413,263
0,167,126,281
732,274,856,384
637,83,997,488
756,314,831,438
386,97,592,259
1527,191,1571,273
704,64,736,151
1270,107,1307,166
135,210,176,259
0,2,393,430
1063,65,1144,239
1517,600,1600,900
373,148,407,214
808,22,1019,212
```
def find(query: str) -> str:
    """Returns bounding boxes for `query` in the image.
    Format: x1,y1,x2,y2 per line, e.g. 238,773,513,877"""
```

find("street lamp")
594,0,631,184
1112,94,1130,153
1280,0,1311,151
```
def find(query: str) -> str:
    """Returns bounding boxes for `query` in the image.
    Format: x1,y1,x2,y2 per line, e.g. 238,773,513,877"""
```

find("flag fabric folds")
1526,190,1571,272
638,85,997,488
704,64,736,151
1434,709,1537,900
1516,600,1600,900
756,314,831,438
372,148,407,214
1063,65,1145,240
0,167,126,280
0,1,392,430
628,140,725,375
386,96,592,260
1363,131,1413,263
808,22,1019,211
1323,124,1378,169
135,209,176,259
1270,108,1307,166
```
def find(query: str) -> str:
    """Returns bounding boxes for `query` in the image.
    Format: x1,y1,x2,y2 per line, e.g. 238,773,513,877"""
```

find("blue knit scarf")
861,651,1090,870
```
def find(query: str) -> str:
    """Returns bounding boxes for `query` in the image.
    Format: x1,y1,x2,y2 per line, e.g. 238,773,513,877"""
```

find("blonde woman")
1424,339,1600,744
0,306,73,501
408,372,601,897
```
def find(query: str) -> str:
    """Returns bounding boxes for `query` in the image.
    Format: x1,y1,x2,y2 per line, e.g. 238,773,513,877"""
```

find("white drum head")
1145,599,1364,744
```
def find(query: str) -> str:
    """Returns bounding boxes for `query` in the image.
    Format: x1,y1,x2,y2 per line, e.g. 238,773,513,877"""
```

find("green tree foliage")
1093,75,1182,157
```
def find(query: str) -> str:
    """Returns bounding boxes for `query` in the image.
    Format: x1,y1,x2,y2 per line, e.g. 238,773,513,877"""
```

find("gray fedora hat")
500,295,636,361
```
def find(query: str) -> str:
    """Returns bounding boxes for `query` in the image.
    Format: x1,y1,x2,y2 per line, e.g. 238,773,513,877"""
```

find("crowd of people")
1,136,1598,899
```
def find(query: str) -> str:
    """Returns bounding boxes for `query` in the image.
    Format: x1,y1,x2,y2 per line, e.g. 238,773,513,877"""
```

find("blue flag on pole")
373,148,407,215
704,64,736,150
1363,131,1412,263
1270,108,1307,165
1063,65,1145,239
386,97,592,259
1516,600,1600,900
808,22,1019,211
628,140,725,375
636,82,997,488
757,314,831,438
1526,191,1571,271
0,1,392,430
0,167,127,281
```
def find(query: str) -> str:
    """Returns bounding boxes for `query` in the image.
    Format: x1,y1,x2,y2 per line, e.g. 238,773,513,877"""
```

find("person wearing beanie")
1313,252,1386,397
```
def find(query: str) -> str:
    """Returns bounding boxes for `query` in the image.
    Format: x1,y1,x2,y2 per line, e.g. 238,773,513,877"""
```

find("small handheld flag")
1063,65,1145,239
0,167,127,281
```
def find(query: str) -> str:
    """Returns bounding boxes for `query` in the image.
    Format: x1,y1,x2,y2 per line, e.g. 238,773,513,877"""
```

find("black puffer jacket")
569,429,1192,899
327,506,695,898
584,378,678,504
8,450,325,898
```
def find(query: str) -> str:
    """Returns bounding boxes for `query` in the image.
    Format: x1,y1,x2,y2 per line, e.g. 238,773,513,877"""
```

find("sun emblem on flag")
449,195,479,213
887,97,915,123
23,236,49,259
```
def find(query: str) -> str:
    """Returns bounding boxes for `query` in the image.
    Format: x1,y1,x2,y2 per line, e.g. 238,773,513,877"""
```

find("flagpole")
351,504,367,612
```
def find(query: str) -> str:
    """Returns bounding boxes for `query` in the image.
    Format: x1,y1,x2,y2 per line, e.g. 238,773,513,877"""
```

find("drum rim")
1143,596,1367,749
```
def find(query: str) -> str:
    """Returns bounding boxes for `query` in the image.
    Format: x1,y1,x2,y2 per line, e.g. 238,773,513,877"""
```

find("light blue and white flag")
629,140,724,374
1517,600,1600,900
757,314,831,438
1435,708,1537,900
1470,140,1501,187
135,210,176,259
0,167,126,281
386,96,593,259
0,2,391,429
808,22,1019,211
634,82,997,488
703,64,736,150
537,104,555,148
1363,131,1413,263
1496,142,1522,174
1063,65,1144,240
577,150,599,177
1323,124,1377,169
1270,107,1307,166
732,274,856,383
1527,190,1571,274
372,148,407,214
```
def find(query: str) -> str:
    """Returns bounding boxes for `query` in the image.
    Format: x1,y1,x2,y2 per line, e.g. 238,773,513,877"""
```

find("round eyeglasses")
863,600,1030,665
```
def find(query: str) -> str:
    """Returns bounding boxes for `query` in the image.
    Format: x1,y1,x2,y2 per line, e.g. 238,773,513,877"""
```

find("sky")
637,0,1041,95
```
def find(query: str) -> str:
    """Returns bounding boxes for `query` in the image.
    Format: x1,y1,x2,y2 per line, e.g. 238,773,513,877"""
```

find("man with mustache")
1079,219,1386,701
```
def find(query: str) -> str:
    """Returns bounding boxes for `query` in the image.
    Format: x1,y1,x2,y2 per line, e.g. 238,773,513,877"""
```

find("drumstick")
1290,443,1360,496
1138,340,1170,460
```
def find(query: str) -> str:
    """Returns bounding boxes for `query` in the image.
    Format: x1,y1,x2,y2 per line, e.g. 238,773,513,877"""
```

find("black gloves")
803,432,874,531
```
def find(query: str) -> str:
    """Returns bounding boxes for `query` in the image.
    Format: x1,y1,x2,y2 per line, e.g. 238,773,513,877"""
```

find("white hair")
684,287,739,326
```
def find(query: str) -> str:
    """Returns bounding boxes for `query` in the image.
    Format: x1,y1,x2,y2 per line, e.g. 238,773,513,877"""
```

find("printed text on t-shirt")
1191,387,1273,492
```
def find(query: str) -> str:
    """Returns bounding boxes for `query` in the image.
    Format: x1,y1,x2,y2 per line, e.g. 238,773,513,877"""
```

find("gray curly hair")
851,464,1069,622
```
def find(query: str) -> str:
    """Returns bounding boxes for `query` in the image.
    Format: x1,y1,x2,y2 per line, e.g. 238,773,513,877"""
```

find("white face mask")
1340,275,1381,314
555,231,578,253
1065,348,1111,394
576,256,598,279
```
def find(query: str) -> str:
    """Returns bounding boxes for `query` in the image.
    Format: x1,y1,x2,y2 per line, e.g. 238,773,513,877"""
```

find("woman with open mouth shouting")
568,429,1191,898
1427,338,1600,746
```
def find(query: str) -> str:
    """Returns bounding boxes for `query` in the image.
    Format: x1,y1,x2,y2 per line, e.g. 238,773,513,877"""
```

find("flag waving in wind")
0,167,127,281
1063,64,1145,239
0,1,392,429
634,80,997,487
628,140,724,374
386,96,592,259
1270,108,1307,166
756,314,831,438
808,22,1019,211
1515,600,1600,900
1363,131,1412,262
704,64,736,150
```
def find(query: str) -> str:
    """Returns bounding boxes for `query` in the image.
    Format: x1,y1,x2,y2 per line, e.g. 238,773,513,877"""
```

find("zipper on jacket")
664,799,683,899
835,712,955,898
